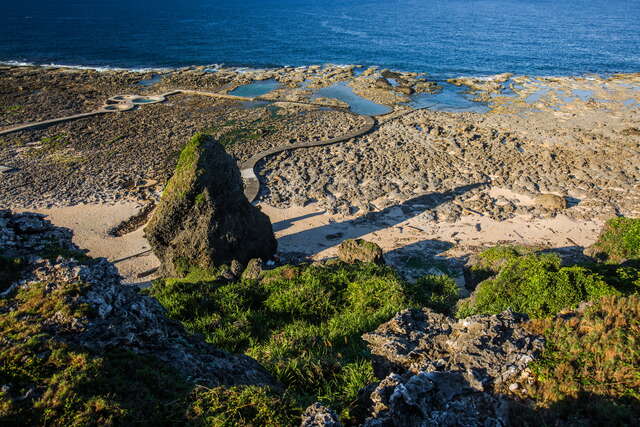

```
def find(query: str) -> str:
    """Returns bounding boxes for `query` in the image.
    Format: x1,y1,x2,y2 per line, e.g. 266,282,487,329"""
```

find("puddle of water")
229,79,280,98
387,78,400,87
138,74,162,87
406,82,490,113
311,82,392,115
524,87,551,104
623,98,638,106
353,67,366,77
572,89,593,101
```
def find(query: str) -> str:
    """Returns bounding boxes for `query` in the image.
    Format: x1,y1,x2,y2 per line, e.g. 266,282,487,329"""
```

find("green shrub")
466,245,532,286
588,217,640,263
457,253,618,318
520,295,640,425
147,261,458,420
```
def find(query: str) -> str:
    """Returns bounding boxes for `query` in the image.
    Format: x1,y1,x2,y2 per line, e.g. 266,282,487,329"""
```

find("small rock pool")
311,82,392,116
229,79,280,98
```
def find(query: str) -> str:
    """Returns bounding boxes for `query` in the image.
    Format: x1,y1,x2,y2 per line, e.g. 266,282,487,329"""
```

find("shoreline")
1,64,638,285
3,60,639,82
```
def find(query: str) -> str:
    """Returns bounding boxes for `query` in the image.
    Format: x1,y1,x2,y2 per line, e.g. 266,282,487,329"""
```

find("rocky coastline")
1,63,639,425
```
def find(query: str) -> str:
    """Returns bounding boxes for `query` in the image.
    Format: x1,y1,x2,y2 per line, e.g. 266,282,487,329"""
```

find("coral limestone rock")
360,308,543,425
337,239,384,265
534,193,567,211
144,133,277,276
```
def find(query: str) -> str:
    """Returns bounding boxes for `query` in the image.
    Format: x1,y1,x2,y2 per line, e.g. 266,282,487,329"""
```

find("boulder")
300,402,342,427
362,371,510,426
337,239,384,265
360,308,544,426
144,133,277,277
362,308,543,390
534,193,567,211
241,258,263,281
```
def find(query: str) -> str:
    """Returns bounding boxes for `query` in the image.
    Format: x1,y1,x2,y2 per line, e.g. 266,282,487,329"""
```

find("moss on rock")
144,133,277,276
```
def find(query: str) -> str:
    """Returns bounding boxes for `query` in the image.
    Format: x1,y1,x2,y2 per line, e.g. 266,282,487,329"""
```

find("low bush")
457,252,619,318
521,295,640,425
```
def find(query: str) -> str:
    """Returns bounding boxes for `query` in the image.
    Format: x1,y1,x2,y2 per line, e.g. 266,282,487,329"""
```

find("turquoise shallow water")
1,0,639,78
229,79,281,98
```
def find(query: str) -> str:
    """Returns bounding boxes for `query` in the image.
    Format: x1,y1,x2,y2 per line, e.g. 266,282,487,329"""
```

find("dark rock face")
360,308,544,426
1,209,277,389
300,402,342,427
144,134,277,276
337,239,384,265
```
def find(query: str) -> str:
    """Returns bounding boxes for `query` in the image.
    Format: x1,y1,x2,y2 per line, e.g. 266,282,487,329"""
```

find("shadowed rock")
144,133,277,276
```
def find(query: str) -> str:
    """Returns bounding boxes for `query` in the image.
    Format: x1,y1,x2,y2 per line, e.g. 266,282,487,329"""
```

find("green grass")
146,261,459,421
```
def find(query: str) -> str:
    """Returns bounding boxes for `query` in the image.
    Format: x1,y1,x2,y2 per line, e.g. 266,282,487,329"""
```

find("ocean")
1,0,639,78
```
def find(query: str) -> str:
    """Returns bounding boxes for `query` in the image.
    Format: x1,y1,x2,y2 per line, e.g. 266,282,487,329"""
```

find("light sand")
17,187,603,288
16,202,160,286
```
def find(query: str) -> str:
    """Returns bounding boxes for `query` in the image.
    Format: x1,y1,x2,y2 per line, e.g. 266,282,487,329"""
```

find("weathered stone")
534,193,567,211
300,402,342,427
144,133,277,277
362,308,543,392
241,258,263,281
360,308,543,426
362,371,510,427
337,239,384,265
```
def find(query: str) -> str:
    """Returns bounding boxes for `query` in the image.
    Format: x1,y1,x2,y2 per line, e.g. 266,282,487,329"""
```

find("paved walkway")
0,88,378,202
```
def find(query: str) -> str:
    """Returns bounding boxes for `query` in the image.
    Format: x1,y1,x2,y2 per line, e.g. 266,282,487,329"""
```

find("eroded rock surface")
144,133,277,276
300,402,342,427
360,308,544,426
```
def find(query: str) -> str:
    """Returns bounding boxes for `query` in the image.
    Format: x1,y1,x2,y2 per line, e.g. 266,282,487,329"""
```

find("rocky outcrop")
534,193,567,211
300,403,342,427
144,133,277,276
0,209,76,259
1,209,277,389
337,239,384,265
362,371,511,426
360,308,543,425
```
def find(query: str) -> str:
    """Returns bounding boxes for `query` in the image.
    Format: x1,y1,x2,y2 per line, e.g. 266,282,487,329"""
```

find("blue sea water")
1,0,639,78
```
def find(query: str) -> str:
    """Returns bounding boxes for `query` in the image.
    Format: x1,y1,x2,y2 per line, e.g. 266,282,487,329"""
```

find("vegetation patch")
457,252,622,318
146,261,458,421
588,217,640,263
0,275,299,426
521,295,640,425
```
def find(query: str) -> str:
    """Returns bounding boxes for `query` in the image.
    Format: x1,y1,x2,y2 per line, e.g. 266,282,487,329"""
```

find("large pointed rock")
145,133,277,276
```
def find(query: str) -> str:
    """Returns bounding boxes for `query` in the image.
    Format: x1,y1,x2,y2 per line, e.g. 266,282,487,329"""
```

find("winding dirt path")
0,88,378,202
